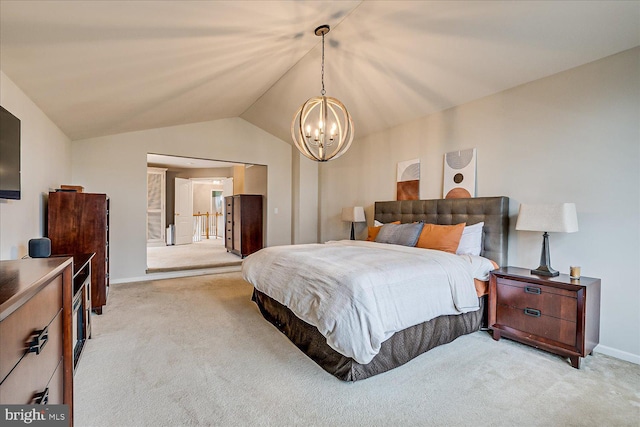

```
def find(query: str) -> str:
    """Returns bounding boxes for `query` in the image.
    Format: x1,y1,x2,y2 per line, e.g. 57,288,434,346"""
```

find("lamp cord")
321,32,326,96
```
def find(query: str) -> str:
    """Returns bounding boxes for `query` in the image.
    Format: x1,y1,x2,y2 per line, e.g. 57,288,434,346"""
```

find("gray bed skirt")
252,289,486,381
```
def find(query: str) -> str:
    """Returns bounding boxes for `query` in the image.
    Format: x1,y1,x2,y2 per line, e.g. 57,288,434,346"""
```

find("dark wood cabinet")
489,266,601,368
0,257,74,426
225,194,263,258
48,191,110,314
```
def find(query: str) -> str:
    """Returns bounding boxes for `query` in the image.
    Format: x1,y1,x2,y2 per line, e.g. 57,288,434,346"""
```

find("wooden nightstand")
489,267,601,368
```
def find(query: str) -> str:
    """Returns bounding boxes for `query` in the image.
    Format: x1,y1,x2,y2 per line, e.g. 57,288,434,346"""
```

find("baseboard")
111,265,242,284
594,344,640,365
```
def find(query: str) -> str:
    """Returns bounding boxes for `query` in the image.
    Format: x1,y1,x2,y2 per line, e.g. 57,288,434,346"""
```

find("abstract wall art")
397,158,420,200
443,148,476,199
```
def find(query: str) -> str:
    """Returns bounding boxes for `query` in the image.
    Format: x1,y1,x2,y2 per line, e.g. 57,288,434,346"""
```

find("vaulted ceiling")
1,1,638,143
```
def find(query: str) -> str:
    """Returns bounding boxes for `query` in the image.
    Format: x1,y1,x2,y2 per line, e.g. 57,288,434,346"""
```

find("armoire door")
147,167,167,246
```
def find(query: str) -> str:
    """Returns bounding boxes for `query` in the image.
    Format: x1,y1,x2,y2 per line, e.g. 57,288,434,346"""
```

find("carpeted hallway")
74,272,639,426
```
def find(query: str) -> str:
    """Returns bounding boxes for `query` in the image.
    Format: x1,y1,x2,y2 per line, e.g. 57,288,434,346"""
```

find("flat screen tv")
0,106,21,200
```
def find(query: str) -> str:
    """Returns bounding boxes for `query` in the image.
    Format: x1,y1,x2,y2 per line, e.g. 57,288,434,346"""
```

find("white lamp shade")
341,206,366,223
515,203,579,233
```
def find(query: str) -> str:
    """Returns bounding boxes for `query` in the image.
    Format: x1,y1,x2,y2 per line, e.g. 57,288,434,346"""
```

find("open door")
174,177,193,245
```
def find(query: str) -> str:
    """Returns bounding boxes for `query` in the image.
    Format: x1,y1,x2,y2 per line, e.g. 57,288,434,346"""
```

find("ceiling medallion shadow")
291,25,354,162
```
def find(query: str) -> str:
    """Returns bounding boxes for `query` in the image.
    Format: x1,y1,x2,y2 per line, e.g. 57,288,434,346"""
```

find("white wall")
71,118,292,282
0,71,71,259
292,148,319,244
243,164,268,196
319,48,640,363
192,182,216,215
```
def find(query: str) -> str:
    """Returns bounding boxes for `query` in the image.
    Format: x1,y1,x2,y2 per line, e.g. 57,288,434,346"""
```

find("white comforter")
242,240,494,364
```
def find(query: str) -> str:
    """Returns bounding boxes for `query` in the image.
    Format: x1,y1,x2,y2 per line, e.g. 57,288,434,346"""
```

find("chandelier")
291,25,354,162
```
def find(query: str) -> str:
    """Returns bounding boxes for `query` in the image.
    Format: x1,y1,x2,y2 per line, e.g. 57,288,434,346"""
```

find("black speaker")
28,238,51,258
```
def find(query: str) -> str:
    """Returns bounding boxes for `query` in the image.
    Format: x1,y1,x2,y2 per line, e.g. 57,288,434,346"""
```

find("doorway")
192,179,226,241
145,153,267,273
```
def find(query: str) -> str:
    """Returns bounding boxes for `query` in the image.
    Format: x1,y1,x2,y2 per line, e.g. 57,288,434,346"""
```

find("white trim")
594,344,640,365
111,265,242,284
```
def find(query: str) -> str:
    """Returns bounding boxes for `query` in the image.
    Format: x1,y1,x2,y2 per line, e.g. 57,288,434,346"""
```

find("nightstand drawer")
496,278,577,321
496,304,576,346
496,277,575,298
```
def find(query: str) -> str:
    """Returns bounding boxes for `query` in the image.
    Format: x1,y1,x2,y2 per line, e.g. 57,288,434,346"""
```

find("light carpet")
74,273,639,426
146,239,241,272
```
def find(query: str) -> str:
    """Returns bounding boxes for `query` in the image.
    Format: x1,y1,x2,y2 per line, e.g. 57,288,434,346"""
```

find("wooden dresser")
225,194,263,258
489,266,601,368
48,190,110,314
0,257,74,425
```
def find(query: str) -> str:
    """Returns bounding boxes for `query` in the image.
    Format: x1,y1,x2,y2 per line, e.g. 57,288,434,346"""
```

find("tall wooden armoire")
48,191,110,314
224,194,263,258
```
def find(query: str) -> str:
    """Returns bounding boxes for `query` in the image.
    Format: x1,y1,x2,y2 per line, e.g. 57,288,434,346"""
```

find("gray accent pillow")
374,222,424,247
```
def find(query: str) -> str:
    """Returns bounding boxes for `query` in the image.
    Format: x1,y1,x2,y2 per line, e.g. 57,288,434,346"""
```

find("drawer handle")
28,326,49,355
524,308,541,317
34,388,49,405
524,286,541,295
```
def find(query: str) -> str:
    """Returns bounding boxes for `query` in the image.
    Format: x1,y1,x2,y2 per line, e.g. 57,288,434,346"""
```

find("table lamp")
515,203,578,277
341,206,366,240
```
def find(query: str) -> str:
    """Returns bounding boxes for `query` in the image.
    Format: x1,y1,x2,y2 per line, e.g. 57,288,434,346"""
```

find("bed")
243,196,509,381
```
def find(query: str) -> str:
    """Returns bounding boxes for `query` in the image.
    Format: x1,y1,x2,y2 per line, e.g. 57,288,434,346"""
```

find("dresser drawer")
0,275,62,382
0,309,63,404
496,278,577,321
0,357,64,405
46,358,64,404
496,303,576,346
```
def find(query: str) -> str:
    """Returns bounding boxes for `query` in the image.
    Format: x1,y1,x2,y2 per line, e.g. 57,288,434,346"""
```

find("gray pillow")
374,222,424,247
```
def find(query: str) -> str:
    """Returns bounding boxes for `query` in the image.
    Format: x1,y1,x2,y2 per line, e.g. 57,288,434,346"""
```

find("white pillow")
456,222,484,256
374,220,384,227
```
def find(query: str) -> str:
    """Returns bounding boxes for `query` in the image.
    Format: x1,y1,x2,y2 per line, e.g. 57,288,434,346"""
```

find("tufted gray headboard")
374,197,509,267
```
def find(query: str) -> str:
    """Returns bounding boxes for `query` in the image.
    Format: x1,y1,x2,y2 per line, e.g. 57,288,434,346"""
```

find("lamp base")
531,231,559,276
531,265,559,277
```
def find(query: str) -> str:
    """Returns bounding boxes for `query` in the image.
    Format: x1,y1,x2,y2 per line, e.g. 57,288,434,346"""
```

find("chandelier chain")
321,32,326,96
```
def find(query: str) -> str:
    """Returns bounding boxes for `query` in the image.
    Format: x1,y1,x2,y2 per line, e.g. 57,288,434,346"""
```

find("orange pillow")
415,223,466,253
366,221,400,241
366,226,382,241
